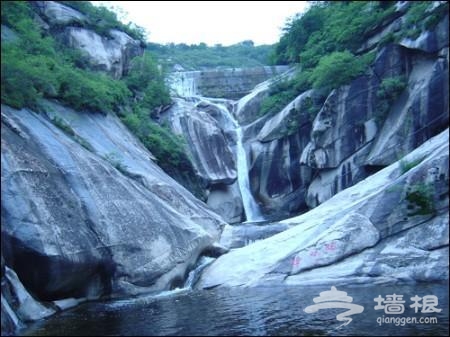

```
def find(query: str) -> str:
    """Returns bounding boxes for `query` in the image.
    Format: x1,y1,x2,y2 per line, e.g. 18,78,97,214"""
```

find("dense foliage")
121,110,205,199
376,75,407,119
125,53,171,116
1,1,131,113
1,1,197,192
59,1,147,42
261,1,447,118
147,40,273,70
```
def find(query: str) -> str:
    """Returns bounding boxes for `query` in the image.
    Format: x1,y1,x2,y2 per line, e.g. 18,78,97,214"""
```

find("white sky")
92,1,309,46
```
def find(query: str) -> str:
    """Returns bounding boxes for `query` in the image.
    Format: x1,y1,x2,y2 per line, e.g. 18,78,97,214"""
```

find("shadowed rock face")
1,102,225,304
197,129,449,288
164,13,448,221
301,43,448,208
240,19,448,215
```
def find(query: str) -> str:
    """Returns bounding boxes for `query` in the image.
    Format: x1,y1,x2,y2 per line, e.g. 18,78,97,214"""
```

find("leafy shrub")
1,1,133,113
310,51,368,90
121,109,192,174
406,183,435,216
377,76,407,101
260,78,298,117
59,1,147,42
104,152,129,174
274,2,396,66
399,157,424,175
51,116,75,136
402,1,448,39
1,1,174,116
125,53,171,116
375,75,407,122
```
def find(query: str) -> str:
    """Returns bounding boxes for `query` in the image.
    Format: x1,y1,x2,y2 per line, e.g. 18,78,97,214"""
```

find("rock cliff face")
32,1,143,78
1,101,226,330
198,129,449,288
165,10,448,221
300,41,448,208
1,1,449,334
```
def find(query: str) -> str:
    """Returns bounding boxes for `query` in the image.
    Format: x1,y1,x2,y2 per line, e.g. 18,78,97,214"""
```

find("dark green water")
21,283,448,336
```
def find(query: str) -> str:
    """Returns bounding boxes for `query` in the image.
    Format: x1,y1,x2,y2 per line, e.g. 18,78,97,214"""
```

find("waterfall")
168,72,265,222
214,103,264,222
168,71,200,97
183,256,215,289
234,125,264,222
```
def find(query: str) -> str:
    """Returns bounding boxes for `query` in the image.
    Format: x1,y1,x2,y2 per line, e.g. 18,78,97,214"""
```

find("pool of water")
21,283,448,336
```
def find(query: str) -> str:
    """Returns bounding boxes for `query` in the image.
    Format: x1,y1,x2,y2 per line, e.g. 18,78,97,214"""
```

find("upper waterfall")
167,66,290,99
167,68,269,222
168,71,201,97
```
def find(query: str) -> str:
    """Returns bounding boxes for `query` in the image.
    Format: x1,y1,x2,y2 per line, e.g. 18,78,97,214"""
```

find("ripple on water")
21,283,448,336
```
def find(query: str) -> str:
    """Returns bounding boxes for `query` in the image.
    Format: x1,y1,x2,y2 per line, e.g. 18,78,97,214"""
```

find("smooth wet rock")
207,182,244,224
219,223,292,249
197,130,449,288
1,102,225,303
2,266,55,322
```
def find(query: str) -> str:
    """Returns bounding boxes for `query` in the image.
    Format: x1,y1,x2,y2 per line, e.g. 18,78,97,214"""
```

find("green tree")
310,51,367,89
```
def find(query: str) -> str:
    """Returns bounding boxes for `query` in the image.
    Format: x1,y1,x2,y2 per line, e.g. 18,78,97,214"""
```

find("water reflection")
22,283,448,336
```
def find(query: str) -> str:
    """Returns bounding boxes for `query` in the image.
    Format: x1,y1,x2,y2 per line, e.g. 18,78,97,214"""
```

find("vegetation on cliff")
1,1,200,195
261,1,448,117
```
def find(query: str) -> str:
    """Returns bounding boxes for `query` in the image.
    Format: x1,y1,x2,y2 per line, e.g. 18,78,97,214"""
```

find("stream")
20,283,448,336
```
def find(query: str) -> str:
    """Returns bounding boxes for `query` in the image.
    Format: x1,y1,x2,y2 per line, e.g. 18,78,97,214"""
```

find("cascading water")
168,71,265,222
183,256,215,289
168,71,200,97
204,101,264,222
231,115,264,222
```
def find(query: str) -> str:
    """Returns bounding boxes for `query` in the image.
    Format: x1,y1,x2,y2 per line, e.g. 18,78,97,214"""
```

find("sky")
92,1,309,46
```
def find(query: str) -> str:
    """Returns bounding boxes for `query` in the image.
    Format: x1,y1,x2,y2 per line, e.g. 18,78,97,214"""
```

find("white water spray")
169,72,265,222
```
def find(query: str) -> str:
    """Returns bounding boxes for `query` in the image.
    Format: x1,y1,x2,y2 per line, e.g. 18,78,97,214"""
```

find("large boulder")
61,27,142,78
166,99,237,185
206,181,244,224
1,101,225,303
33,1,86,26
163,98,244,223
27,2,143,79
197,129,449,288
